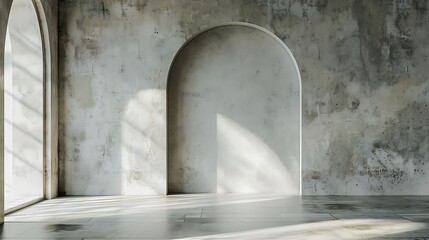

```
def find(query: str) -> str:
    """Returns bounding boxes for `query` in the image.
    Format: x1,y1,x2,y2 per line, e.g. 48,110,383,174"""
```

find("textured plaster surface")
59,0,429,195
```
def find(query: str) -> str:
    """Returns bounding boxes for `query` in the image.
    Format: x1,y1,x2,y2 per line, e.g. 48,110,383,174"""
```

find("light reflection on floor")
2,194,429,239
4,194,42,214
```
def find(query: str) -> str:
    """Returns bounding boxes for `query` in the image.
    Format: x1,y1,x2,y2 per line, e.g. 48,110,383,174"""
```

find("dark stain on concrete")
354,100,429,191
350,0,423,89
329,82,349,113
353,0,389,65
350,98,360,111
298,0,329,13
168,166,199,193
327,137,355,180
375,101,429,167
323,203,356,211
123,1,147,13
45,224,83,232
413,0,429,15
85,1,110,17
311,171,321,180
85,38,99,57
303,108,318,124
101,2,109,16
353,0,392,87
238,0,267,24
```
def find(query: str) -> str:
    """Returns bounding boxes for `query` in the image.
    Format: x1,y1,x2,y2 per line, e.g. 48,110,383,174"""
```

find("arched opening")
167,23,302,194
4,0,44,212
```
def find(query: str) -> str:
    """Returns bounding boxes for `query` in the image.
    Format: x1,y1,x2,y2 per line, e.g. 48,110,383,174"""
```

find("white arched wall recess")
167,23,302,194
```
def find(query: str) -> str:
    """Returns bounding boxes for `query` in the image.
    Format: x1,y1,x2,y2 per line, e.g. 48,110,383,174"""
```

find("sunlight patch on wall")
121,89,166,195
217,114,298,193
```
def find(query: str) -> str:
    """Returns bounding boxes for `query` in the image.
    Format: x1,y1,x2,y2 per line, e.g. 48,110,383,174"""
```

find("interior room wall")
58,0,429,195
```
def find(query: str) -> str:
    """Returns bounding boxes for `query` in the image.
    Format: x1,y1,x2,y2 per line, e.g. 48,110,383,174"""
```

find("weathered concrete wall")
59,0,429,195
168,25,300,194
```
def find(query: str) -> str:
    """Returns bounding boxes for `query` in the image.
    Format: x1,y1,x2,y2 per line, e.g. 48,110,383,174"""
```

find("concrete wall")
168,24,300,194
59,0,429,195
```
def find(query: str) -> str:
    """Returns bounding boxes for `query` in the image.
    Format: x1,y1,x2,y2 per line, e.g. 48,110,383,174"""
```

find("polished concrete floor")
1,194,429,239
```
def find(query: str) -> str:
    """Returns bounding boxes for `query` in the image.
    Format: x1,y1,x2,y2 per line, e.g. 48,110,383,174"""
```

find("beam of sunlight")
217,114,298,194
6,194,288,222
121,89,166,195
176,219,426,239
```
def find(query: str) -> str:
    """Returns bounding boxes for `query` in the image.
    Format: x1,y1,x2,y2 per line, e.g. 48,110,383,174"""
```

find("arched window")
4,0,44,212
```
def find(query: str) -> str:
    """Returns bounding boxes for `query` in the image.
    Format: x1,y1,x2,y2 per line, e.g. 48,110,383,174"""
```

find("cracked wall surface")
59,0,429,195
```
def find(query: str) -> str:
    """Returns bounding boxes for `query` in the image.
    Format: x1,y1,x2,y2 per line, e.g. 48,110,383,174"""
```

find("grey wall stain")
71,75,95,108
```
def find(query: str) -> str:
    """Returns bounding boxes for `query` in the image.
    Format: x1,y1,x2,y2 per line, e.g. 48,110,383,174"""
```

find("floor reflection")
4,191,42,214
3,194,429,239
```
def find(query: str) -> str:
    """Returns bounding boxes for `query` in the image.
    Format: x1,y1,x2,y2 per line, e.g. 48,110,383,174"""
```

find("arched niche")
167,23,302,194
